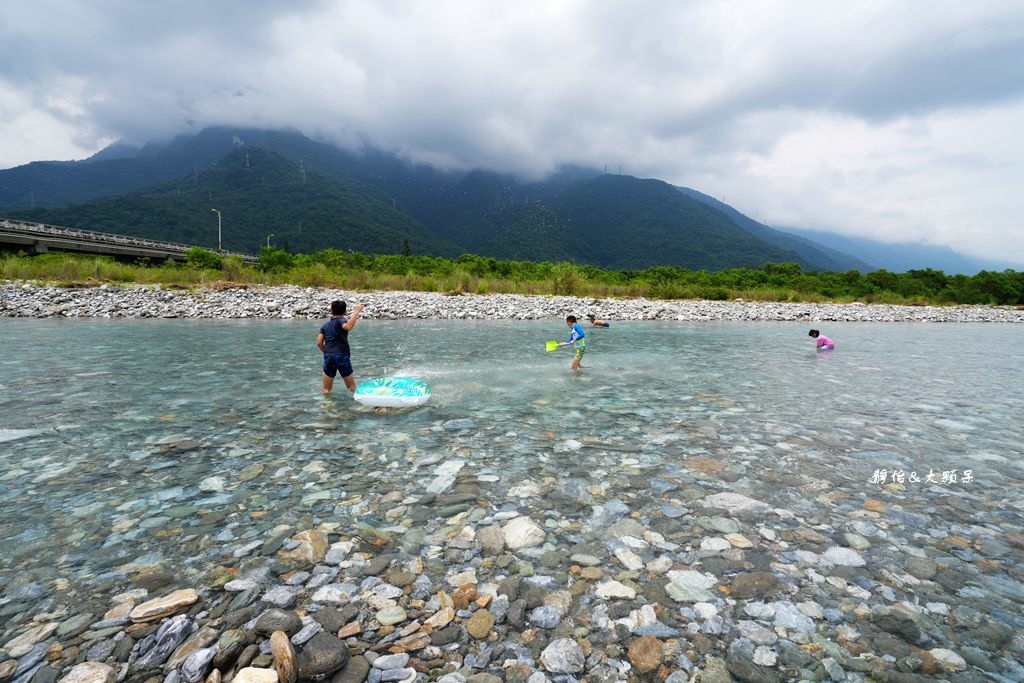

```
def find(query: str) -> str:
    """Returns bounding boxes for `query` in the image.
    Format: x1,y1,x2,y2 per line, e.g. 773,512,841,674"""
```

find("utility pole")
267,234,274,248
211,208,222,251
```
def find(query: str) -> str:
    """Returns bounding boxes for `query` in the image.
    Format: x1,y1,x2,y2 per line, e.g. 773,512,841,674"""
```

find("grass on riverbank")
3,250,1022,306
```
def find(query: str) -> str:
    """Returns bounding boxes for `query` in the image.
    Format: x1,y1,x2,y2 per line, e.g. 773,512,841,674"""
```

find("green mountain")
544,175,805,269
9,147,455,256
675,187,875,272
2,126,871,270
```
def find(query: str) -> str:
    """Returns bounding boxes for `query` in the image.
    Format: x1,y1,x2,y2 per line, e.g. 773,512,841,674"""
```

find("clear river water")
1,319,1022,647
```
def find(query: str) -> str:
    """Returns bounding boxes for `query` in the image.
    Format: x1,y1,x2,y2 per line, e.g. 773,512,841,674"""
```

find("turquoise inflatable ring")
353,376,431,408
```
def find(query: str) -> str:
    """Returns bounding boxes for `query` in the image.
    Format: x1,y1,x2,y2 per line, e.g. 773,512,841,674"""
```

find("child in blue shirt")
558,315,586,370
317,300,363,395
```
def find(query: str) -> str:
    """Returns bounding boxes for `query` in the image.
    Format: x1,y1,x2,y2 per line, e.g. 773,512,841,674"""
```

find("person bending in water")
809,329,835,350
587,314,610,328
317,300,364,395
558,315,587,370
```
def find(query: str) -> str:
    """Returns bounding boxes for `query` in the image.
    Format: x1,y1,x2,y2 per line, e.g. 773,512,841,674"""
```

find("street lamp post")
267,234,274,248
210,208,221,251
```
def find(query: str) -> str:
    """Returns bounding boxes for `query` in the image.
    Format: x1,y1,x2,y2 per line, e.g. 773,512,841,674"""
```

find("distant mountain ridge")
782,227,1021,275
0,126,876,271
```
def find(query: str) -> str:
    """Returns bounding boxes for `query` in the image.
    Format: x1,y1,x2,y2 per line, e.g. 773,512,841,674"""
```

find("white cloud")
675,104,1024,262
0,80,115,165
0,0,1022,262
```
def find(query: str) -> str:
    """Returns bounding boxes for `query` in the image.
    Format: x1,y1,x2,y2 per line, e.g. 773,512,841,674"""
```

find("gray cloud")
1,0,1022,263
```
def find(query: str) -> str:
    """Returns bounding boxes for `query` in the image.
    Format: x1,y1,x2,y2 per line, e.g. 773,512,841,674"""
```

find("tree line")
5,247,1020,305
241,248,1022,305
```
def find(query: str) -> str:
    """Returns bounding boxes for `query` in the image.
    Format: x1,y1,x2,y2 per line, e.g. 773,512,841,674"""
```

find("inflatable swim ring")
353,376,431,408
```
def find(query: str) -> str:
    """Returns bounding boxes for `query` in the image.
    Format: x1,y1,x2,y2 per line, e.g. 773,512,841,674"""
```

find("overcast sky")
2,0,1022,263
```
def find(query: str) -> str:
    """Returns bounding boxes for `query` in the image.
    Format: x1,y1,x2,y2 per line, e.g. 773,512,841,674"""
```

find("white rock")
744,602,776,619
224,579,258,592
693,602,718,620
820,546,866,567
928,648,966,672
595,580,636,599
703,492,770,513
311,585,351,604
753,646,777,667
700,537,731,551
198,476,225,492
4,622,59,657
232,668,279,683
424,460,465,495
797,601,824,619
129,589,199,622
620,535,649,549
325,541,355,564
613,548,644,570
502,517,545,549
646,556,673,574
725,533,753,548
447,568,478,587
666,570,716,590
58,663,116,683
508,481,543,498
540,638,585,674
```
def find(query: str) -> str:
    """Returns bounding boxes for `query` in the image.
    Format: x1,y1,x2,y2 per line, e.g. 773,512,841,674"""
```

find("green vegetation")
184,247,222,270
3,250,1022,306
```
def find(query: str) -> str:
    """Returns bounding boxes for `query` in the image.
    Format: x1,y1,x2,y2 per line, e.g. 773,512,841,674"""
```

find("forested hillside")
3,126,869,271
11,148,455,256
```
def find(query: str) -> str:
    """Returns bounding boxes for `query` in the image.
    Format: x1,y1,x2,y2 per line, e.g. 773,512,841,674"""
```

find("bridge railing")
0,217,258,262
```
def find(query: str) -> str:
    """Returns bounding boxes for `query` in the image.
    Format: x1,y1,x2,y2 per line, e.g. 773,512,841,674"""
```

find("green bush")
258,246,295,273
220,256,249,281
185,247,222,270
550,263,582,295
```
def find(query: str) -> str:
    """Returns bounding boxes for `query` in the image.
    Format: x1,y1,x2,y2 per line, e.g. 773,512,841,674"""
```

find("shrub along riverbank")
2,248,1022,305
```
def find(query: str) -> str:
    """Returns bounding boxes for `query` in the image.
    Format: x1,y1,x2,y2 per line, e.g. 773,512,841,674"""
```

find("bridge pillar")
33,241,49,254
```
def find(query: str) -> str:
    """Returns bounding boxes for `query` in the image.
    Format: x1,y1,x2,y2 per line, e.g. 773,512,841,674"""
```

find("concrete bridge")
0,218,258,264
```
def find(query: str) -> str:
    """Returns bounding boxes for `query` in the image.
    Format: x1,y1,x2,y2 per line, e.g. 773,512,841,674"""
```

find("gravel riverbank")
2,283,1024,322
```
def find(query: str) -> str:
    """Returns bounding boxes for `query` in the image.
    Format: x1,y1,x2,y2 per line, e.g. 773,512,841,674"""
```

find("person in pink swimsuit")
809,329,835,350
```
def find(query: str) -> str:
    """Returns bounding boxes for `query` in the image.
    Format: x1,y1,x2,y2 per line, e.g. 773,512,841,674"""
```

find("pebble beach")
1,283,1023,683
2,282,1024,322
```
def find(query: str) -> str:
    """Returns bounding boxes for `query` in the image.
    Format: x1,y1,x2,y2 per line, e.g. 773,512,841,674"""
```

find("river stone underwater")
1,318,1023,679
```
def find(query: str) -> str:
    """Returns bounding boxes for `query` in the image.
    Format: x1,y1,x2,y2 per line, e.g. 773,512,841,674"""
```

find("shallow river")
1,319,1022,671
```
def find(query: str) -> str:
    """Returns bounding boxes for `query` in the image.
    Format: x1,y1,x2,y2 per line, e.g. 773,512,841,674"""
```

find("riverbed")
1,318,1022,681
